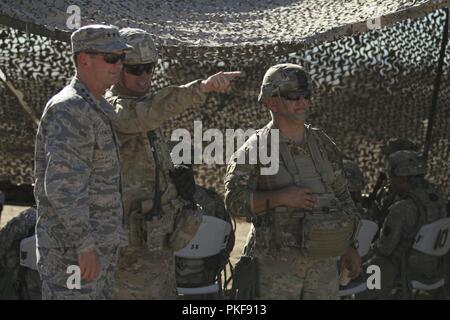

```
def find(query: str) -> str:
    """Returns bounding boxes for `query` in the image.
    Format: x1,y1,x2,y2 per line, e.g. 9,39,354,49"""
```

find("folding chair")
339,219,378,297
400,217,450,299
175,215,231,298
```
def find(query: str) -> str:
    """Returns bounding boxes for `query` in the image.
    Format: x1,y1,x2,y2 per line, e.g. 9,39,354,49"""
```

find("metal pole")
423,8,449,163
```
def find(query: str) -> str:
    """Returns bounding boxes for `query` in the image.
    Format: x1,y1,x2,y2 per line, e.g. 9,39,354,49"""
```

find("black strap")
261,168,281,252
367,172,387,210
146,131,162,221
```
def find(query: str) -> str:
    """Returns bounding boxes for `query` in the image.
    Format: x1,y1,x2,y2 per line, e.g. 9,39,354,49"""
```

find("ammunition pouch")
271,207,305,250
145,198,187,253
302,210,358,258
128,207,146,247
230,255,259,300
167,203,203,252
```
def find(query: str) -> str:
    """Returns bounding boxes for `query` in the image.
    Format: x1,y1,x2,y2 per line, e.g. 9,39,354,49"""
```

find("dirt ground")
0,205,251,263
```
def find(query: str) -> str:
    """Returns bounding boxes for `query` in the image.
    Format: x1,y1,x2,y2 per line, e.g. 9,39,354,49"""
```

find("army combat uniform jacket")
376,182,448,278
225,121,358,251
105,80,205,248
358,182,448,300
224,121,359,299
105,80,205,299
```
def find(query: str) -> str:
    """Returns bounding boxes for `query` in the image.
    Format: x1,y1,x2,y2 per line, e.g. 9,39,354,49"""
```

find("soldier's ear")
77,52,92,67
265,97,278,112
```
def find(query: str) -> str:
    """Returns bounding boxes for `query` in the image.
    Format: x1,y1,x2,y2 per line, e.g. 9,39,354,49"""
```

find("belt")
273,206,340,217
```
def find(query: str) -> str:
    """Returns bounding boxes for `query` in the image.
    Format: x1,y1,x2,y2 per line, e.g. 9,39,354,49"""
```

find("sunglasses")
124,63,156,76
85,51,126,64
275,91,312,101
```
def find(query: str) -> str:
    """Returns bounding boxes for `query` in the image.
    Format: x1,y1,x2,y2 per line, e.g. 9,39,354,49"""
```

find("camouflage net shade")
0,0,445,46
0,0,449,198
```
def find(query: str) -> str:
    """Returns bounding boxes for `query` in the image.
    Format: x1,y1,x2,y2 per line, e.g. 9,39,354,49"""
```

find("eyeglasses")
124,63,156,76
85,51,126,64
274,91,312,101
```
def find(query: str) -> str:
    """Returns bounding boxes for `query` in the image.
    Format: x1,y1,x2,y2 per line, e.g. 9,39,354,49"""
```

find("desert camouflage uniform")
34,76,128,299
225,121,359,300
106,69,206,299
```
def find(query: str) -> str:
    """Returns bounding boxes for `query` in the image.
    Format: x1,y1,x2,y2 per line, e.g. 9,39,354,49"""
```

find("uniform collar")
108,84,152,101
70,76,117,120
267,120,309,144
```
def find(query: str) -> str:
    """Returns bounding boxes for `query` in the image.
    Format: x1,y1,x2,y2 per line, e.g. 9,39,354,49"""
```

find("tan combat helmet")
343,159,364,193
258,63,313,103
382,138,419,157
387,150,426,177
119,28,158,65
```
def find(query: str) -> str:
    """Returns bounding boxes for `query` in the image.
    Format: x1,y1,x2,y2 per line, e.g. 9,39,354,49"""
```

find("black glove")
169,164,196,202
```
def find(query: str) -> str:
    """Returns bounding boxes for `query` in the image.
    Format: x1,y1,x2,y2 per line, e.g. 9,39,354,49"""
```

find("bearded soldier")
224,63,361,300
105,28,240,299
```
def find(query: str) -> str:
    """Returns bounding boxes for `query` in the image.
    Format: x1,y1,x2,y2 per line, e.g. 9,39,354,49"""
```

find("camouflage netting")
0,1,449,198
0,0,446,47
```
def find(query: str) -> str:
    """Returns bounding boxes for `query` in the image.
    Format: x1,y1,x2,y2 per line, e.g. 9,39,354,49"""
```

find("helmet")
258,63,312,103
343,160,364,192
119,28,157,65
387,150,426,177
382,138,419,156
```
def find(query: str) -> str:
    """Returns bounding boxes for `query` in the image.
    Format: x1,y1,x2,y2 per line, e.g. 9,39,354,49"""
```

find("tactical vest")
254,123,357,257
393,184,447,274
146,128,192,252
107,92,189,250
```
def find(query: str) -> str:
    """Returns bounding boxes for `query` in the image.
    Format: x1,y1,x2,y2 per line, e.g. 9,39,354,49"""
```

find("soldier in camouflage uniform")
34,25,131,300
224,63,361,300
105,28,240,299
368,138,420,226
358,150,447,299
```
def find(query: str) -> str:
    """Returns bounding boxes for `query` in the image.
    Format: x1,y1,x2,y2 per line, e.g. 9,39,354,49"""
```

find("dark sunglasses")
85,51,126,64
275,91,312,101
124,63,156,76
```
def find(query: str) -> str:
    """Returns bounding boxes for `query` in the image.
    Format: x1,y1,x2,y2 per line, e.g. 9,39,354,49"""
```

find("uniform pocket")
302,212,356,258
146,209,175,253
